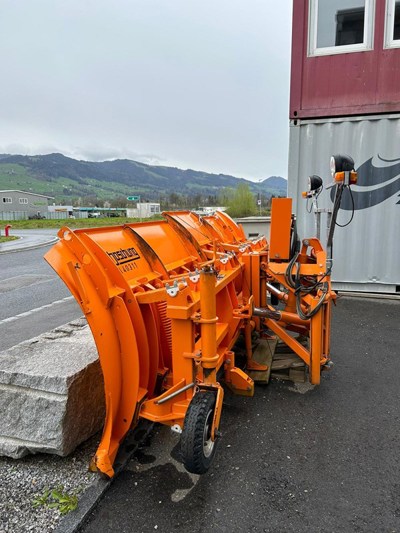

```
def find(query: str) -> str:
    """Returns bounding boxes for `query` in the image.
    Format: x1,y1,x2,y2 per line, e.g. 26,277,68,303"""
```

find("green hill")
0,153,287,204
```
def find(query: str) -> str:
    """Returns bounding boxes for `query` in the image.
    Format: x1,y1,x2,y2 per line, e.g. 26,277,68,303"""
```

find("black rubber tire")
180,392,217,474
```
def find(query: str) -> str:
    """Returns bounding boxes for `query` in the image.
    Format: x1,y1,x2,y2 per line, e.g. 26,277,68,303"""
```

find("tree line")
69,184,281,217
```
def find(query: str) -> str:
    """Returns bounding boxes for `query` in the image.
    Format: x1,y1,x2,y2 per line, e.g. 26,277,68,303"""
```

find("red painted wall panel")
290,0,400,119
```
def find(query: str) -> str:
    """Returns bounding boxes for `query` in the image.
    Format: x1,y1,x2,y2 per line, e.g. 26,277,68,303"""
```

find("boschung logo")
107,247,140,265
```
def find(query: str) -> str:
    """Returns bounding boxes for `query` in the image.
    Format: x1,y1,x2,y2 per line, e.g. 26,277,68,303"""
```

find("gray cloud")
0,0,292,180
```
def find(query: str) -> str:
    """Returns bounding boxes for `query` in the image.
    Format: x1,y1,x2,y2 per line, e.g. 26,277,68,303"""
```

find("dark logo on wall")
330,155,400,210
107,247,140,266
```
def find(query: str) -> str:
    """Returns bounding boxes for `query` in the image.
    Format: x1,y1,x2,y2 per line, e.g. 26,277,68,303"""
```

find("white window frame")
384,0,400,48
308,0,376,56
2,197,12,203
19,198,28,204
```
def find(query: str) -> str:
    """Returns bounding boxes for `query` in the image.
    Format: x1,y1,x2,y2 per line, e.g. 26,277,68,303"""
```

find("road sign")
127,196,140,201
257,199,261,206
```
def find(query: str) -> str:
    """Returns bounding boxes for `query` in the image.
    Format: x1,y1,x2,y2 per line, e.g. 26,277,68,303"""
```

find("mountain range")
0,153,287,204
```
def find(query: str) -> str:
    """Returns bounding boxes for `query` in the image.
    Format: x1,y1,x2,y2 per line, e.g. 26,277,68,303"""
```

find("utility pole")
257,179,263,215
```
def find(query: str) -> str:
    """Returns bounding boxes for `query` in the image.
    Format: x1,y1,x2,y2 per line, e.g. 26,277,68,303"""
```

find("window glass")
317,0,366,48
394,1,400,40
309,0,374,55
384,0,400,48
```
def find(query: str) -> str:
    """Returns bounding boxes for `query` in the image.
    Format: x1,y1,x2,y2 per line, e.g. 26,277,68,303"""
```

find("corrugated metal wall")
288,114,400,293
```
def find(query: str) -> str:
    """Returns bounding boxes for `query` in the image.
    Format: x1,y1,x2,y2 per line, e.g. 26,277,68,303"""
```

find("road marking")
0,296,75,325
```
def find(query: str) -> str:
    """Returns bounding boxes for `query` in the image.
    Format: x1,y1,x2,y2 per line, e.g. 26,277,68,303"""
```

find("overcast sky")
0,1,292,180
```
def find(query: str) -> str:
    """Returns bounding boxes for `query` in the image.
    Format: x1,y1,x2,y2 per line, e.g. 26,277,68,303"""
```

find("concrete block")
0,318,105,458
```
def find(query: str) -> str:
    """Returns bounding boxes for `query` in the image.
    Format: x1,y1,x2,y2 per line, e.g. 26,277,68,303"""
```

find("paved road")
0,228,57,253
0,243,82,351
78,297,400,533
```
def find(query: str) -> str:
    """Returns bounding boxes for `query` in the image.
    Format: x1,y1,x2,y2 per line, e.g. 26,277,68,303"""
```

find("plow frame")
45,200,335,477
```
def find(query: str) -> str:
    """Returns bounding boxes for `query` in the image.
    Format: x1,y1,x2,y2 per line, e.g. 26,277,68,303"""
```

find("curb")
0,236,58,254
339,291,400,301
54,420,154,533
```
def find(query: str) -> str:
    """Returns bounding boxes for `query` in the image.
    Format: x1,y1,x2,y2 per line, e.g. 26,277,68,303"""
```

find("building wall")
126,203,161,218
290,0,400,119
288,114,400,293
0,191,50,218
235,217,271,239
289,1,400,293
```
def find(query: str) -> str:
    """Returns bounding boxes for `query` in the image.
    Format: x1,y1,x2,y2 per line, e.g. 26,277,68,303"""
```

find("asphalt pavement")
1,231,399,532
77,297,400,533
0,228,58,253
0,231,82,350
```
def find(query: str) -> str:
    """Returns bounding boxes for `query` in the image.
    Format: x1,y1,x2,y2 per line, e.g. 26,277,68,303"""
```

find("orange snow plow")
45,158,355,476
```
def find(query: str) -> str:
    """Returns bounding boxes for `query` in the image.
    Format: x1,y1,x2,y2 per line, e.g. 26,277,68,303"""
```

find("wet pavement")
77,296,400,533
1,227,399,532
0,229,58,253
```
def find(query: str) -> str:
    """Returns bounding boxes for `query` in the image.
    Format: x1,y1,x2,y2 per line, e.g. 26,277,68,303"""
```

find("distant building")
0,190,53,220
234,216,271,240
193,206,227,216
126,203,161,218
48,205,74,218
73,207,126,218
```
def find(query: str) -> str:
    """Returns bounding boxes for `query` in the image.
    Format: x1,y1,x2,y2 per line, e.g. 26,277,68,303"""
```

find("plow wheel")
181,392,217,474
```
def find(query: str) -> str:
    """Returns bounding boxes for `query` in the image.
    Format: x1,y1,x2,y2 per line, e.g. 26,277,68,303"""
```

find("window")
150,205,160,213
2,197,12,203
19,198,28,204
384,0,400,48
308,0,375,56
